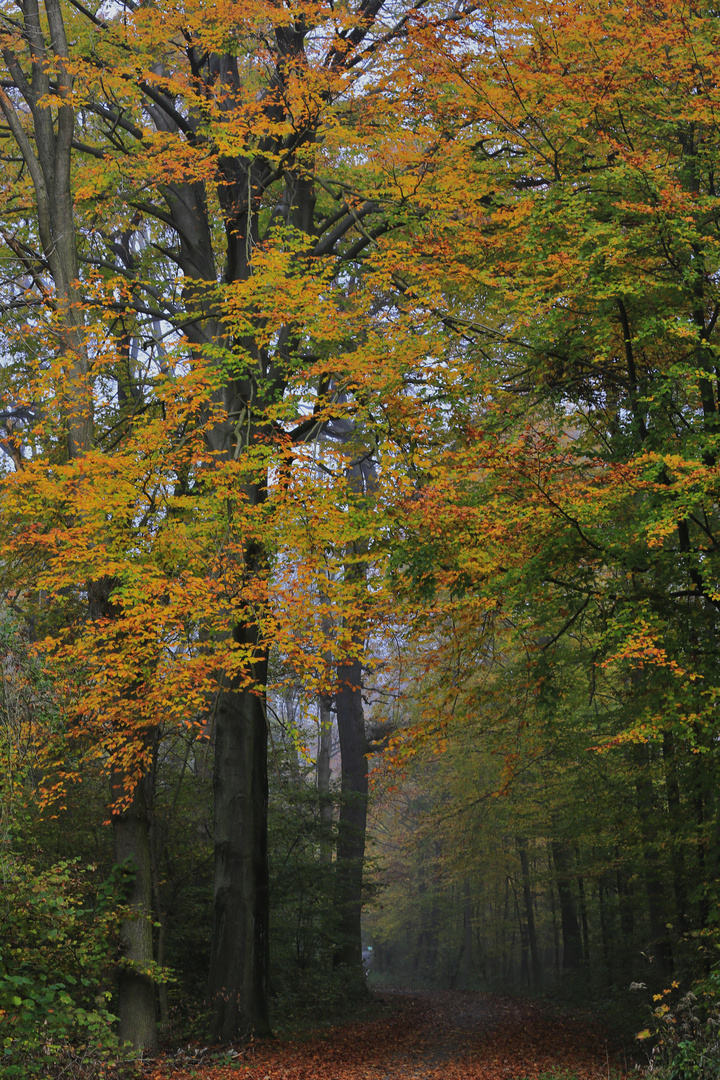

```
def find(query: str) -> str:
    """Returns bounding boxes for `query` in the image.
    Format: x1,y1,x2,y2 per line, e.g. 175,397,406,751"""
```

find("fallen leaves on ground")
145,990,628,1080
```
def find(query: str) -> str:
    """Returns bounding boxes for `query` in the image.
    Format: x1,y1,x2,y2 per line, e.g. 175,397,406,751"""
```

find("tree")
0,0,480,1044
367,0,720,996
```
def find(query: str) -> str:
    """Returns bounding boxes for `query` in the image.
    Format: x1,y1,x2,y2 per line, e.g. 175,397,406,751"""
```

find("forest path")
149,990,626,1080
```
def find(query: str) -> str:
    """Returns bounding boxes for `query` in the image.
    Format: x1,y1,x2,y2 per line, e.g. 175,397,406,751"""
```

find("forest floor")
146,990,631,1080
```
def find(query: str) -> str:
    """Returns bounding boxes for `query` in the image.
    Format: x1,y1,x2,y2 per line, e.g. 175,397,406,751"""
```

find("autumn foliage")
1,0,720,1072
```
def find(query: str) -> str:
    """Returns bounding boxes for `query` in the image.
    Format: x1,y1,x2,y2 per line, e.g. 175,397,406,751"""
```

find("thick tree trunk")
88,579,158,1051
208,623,270,1041
112,769,159,1053
333,653,368,973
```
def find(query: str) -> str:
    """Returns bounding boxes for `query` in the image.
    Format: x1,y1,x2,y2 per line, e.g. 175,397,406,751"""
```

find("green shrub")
0,858,128,1077
637,967,720,1080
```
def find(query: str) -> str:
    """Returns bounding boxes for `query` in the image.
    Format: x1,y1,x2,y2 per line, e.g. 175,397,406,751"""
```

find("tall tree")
366,0,720,995
1,0,477,1042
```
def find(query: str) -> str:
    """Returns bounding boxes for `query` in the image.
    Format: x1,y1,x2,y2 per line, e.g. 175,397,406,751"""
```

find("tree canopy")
1,0,720,1073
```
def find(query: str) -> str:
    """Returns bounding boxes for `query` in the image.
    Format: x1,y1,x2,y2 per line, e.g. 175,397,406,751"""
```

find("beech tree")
0,0,478,1048
9,0,720,1047
367,0,720,994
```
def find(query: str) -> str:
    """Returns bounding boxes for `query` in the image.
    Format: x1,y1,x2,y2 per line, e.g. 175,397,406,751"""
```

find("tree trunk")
511,875,530,990
598,877,612,987
517,838,542,990
0,0,91,459
149,807,169,1026
551,842,583,971
663,731,688,932
112,769,159,1053
632,742,673,981
317,692,334,862
577,873,590,968
547,848,560,979
87,576,158,1051
333,653,368,974
459,878,474,988
208,623,270,1041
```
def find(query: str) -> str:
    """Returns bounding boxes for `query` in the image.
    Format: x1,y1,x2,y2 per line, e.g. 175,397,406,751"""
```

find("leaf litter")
146,990,627,1080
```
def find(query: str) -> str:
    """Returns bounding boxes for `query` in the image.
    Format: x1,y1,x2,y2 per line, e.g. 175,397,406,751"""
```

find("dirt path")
150,990,627,1080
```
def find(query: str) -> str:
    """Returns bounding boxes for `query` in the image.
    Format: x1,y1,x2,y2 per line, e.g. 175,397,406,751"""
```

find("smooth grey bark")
616,863,636,961
598,877,612,986
512,876,530,989
112,767,159,1053
87,579,159,1051
328,430,376,977
148,793,170,1027
0,0,91,457
208,620,270,1040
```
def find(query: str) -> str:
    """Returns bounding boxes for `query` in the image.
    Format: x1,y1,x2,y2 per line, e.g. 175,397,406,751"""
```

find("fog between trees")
0,0,719,1070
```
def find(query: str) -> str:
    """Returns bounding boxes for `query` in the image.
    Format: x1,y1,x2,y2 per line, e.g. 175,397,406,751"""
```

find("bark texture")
0,0,91,457
112,771,159,1053
208,624,270,1041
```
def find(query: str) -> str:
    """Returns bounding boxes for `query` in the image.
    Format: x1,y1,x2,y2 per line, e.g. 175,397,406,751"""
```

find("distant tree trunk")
317,687,334,862
149,790,169,1026
691,738,712,935
502,873,513,984
333,650,368,975
616,863,635,940
633,743,673,981
695,783,709,932
598,876,612,986
551,842,583,971
511,875,530,989
547,848,561,979
577,873,590,968
662,731,689,941
459,878,474,987
517,838,542,990
207,621,270,1041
